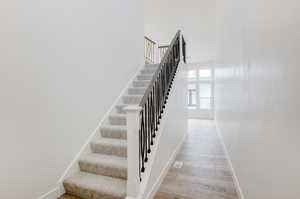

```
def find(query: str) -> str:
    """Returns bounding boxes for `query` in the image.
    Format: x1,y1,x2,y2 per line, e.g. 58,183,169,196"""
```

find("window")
188,84,197,107
199,69,211,80
187,67,213,110
188,70,197,81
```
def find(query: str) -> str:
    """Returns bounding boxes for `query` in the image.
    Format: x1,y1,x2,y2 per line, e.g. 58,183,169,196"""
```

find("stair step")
91,138,127,157
115,104,128,114
145,64,159,69
128,87,146,95
100,125,127,139
122,95,142,104
137,74,153,81
109,114,126,125
141,68,156,74
133,80,150,88
63,172,126,199
79,153,127,179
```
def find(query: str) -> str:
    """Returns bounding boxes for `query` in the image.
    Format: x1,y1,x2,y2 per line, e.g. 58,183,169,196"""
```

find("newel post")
179,32,185,64
124,105,142,199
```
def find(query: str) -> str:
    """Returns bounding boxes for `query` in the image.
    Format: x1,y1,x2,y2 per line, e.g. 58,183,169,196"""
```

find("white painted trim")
57,64,146,194
125,105,143,198
214,120,245,199
144,133,186,199
36,187,60,199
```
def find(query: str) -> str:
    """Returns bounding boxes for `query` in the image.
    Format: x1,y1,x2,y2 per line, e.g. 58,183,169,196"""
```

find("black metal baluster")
138,31,183,181
154,82,158,131
147,97,151,152
140,110,145,172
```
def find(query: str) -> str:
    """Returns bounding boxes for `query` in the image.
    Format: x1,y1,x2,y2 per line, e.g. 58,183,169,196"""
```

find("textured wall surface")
0,1,143,198
144,0,217,63
215,0,300,198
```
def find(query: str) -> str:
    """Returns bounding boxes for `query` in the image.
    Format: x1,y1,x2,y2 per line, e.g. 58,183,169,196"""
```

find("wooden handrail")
144,36,156,64
140,30,181,107
144,36,156,45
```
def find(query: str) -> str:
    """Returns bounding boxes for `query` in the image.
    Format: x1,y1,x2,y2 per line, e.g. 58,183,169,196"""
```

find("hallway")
154,120,238,199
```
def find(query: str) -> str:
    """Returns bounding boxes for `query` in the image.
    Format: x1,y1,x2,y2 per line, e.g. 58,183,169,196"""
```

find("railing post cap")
124,105,142,112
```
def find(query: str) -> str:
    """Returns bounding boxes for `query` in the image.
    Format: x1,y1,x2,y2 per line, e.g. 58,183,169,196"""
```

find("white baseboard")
214,121,245,199
144,133,186,199
37,187,60,199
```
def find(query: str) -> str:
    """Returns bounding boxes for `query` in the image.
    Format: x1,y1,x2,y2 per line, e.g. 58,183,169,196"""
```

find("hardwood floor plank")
154,120,239,199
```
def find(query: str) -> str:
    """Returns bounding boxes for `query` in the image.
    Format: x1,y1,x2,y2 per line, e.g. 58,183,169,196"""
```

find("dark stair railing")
138,30,183,181
158,45,169,62
182,35,187,63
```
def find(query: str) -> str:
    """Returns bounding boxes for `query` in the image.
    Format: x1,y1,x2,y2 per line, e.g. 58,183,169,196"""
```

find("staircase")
59,30,185,199
62,64,158,199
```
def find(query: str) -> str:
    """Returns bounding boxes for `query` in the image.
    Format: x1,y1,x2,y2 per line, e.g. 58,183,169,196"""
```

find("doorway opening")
187,64,214,119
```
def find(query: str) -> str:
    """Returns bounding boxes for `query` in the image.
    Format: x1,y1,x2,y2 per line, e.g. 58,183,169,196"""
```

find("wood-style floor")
153,119,238,199
58,120,238,199
58,194,84,199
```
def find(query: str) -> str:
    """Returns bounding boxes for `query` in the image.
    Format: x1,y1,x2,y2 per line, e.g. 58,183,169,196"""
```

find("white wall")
144,0,217,63
215,0,300,198
0,1,143,198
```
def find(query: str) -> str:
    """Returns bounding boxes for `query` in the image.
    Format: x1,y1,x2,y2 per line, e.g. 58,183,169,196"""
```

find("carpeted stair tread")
128,87,147,95
133,80,151,87
140,68,156,74
90,138,127,157
63,172,126,199
137,74,153,81
100,125,127,139
79,153,127,179
115,104,128,114
122,94,143,104
144,64,159,68
109,114,126,125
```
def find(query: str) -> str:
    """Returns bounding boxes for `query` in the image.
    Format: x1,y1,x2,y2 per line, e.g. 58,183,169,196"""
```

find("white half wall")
142,63,188,199
144,0,217,63
0,1,143,198
215,0,300,198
